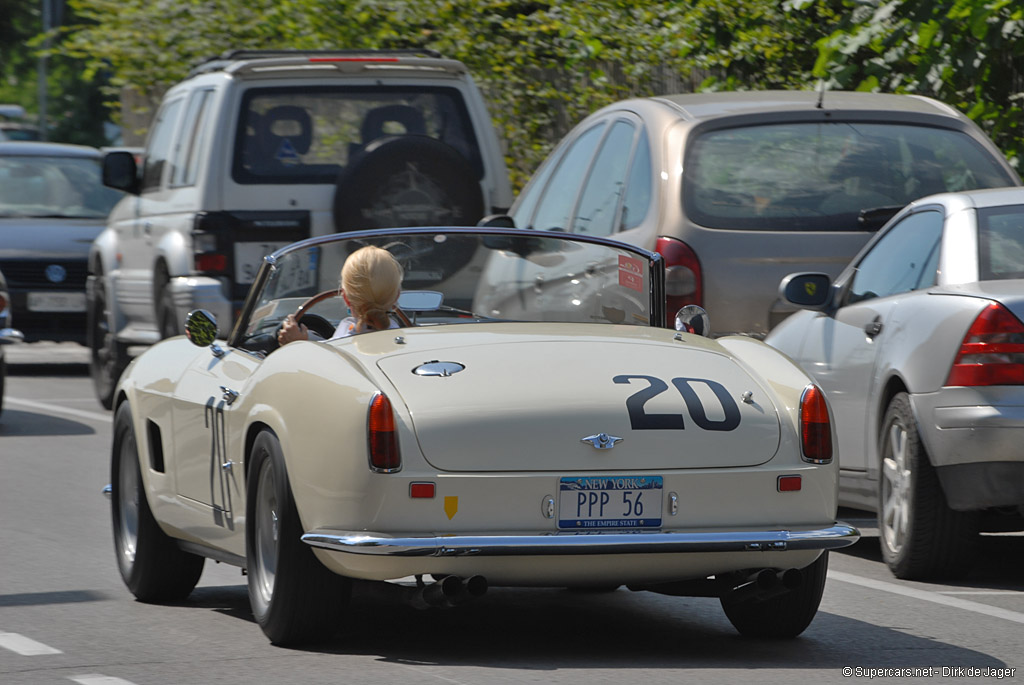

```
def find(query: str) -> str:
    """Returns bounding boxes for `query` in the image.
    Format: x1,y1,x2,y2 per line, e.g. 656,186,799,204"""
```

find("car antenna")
816,80,826,109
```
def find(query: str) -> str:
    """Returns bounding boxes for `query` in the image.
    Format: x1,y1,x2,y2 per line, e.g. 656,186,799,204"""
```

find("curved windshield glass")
0,154,123,218
239,230,657,351
685,122,1017,231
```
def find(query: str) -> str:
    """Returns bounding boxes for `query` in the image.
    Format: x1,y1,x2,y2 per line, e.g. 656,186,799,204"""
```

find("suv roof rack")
188,48,444,78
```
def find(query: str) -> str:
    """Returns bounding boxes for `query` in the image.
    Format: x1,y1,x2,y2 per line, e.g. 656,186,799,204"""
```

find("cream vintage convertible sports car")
107,226,858,645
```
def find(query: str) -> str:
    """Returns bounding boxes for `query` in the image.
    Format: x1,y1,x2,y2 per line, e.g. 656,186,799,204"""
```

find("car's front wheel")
88,273,129,410
719,551,829,638
111,403,204,601
878,392,979,580
246,431,350,645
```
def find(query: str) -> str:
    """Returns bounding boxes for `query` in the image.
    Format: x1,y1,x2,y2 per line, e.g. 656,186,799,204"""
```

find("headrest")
361,105,426,144
261,106,312,155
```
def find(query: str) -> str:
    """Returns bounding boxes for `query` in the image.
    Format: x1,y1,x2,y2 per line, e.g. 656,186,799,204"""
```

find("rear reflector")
799,384,832,464
367,392,401,472
946,302,1024,386
410,482,436,498
777,475,802,492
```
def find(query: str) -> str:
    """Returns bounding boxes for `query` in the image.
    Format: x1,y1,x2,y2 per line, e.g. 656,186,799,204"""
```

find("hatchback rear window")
232,85,482,184
685,122,1016,231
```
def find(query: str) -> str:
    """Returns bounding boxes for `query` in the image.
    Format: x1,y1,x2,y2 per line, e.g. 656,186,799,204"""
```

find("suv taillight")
192,213,229,276
946,302,1024,386
799,384,832,464
656,236,702,323
367,392,401,472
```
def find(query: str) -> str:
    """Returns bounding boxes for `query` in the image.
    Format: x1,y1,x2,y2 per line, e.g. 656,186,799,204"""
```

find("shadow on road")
0,407,96,436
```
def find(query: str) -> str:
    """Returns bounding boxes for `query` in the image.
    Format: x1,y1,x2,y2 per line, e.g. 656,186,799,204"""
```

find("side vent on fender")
146,420,166,473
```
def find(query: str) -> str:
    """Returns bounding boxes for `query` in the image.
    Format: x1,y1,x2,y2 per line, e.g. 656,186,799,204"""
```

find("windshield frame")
228,226,666,346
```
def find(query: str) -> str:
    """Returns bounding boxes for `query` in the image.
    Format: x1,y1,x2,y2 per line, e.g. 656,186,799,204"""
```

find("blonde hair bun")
342,246,404,331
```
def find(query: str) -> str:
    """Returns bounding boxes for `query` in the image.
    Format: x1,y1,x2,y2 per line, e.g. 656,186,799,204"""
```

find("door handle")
864,317,883,338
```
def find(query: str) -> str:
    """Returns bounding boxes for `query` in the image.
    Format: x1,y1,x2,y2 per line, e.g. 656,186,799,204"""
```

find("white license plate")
558,476,663,530
234,242,290,284
27,291,86,312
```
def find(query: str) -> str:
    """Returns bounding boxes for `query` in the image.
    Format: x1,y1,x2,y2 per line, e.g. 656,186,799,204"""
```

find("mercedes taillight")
946,302,1024,386
656,236,702,324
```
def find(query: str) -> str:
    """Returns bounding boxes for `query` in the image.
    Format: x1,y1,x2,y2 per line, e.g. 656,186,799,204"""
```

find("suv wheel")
88,273,129,410
157,283,179,340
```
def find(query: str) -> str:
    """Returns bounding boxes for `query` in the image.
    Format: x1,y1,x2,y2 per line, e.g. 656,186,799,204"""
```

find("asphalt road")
2,344,1023,685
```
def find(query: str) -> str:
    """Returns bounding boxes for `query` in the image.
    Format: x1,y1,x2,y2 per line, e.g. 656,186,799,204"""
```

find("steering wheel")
288,289,340,340
287,289,413,340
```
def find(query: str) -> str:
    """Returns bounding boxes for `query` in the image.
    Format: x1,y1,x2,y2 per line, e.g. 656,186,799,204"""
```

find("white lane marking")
938,591,1024,596
69,676,138,685
6,396,111,424
0,632,62,655
829,570,1024,624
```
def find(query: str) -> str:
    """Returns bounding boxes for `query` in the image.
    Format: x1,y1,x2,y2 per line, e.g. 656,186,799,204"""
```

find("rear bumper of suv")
168,276,234,337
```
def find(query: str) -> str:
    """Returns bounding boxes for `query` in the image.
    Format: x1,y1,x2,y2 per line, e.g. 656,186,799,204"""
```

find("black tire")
156,282,179,340
0,355,6,419
333,135,485,232
720,552,829,638
88,273,129,410
246,431,350,645
878,392,980,580
111,402,204,601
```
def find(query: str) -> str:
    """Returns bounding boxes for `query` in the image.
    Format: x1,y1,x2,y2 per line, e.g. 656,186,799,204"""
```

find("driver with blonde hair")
277,245,404,344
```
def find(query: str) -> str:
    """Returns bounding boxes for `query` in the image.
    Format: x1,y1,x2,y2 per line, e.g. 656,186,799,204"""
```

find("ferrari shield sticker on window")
618,255,644,292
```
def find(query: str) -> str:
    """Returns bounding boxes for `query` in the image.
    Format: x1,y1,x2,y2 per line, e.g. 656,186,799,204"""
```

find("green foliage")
810,0,1024,171
25,0,1022,184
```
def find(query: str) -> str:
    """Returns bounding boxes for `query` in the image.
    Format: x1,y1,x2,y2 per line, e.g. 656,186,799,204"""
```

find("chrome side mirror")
675,305,710,337
778,272,832,310
0,327,25,345
185,309,218,347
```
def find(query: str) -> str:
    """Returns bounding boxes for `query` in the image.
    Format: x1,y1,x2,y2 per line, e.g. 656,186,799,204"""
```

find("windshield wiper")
857,205,904,231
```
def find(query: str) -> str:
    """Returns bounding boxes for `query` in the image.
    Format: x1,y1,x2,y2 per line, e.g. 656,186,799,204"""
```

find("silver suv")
503,91,1021,336
91,49,513,407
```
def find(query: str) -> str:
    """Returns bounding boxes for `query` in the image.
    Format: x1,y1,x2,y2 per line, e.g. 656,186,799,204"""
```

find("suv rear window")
685,122,1017,231
233,85,482,184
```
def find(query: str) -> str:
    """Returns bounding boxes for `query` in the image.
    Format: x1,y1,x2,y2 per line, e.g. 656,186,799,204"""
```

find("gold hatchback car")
501,91,1021,337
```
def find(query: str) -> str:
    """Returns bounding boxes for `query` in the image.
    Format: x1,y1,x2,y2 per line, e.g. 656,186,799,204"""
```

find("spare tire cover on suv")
333,135,485,232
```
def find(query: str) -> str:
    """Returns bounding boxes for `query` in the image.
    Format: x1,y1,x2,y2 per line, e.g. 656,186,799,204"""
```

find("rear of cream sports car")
109,227,857,645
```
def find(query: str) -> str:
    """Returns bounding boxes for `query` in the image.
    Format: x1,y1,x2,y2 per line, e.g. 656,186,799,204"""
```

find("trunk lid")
377,336,781,472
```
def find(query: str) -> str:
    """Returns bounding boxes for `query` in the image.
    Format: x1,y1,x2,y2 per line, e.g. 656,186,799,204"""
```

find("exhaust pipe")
725,568,803,604
410,575,488,609
447,575,489,605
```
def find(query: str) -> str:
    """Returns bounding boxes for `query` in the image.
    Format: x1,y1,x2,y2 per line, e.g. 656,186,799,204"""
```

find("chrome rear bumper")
302,523,860,558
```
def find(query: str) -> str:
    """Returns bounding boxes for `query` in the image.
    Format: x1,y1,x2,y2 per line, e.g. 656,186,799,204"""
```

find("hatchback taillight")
656,236,702,325
946,302,1024,386
367,392,401,472
799,384,832,464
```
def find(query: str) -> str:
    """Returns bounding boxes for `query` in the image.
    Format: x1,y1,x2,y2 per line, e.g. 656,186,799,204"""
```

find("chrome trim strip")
302,523,860,558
